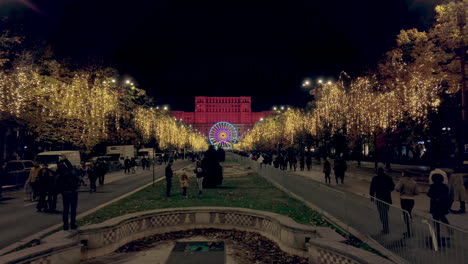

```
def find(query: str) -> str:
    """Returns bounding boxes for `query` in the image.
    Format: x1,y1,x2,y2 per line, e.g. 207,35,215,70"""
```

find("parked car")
4,160,34,186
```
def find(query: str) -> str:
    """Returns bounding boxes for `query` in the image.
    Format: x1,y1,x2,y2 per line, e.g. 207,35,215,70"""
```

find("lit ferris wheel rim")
209,122,238,149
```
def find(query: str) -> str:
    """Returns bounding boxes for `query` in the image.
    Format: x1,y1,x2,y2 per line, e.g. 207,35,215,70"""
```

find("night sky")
1,0,441,111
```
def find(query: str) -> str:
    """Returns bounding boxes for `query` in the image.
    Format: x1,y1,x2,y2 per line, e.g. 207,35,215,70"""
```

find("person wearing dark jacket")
141,157,148,170
165,161,173,197
87,163,97,193
427,173,451,244
194,161,205,195
289,155,297,171
95,159,107,186
44,164,57,213
306,154,312,171
36,164,53,212
299,155,305,171
370,168,395,234
56,156,79,230
333,155,347,184
130,158,137,174
323,158,331,184
124,157,131,174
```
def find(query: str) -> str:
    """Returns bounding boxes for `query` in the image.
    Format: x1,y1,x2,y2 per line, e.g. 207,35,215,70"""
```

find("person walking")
130,157,137,174
395,171,419,237
95,159,107,186
179,172,189,198
370,168,395,234
141,157,147,170
257,154,264,168
323,158,331,184
44,164,58,213
333,155,347,184
290,155,297,171
299,155,305,171
448,168,466,214
427,173,451,245
124,157,131,174
87,163,97,193
36,164,51,212
194,161,205,195
306,153,312,171
56,156,79,230
165,160,173,197
25,162,41,201
78,162,88,187
283,155,289,171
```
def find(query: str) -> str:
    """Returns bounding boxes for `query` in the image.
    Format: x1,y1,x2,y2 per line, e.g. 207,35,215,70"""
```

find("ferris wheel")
209,122,238,149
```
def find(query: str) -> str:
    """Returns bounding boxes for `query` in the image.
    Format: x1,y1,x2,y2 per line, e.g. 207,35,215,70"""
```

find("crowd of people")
23,156,108,230
245,149,465,246
370,167,466,244
249,151,348,185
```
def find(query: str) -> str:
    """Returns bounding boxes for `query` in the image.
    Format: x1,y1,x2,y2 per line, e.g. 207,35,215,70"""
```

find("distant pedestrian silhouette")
323,158,331,184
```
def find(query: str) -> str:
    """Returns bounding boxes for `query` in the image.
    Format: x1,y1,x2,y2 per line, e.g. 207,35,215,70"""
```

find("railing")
233,154,468,264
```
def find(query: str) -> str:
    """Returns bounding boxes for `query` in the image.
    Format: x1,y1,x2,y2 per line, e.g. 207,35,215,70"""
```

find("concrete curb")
0,162,192,256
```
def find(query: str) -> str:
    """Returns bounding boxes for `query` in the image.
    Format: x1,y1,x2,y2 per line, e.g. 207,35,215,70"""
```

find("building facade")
172,96,272,140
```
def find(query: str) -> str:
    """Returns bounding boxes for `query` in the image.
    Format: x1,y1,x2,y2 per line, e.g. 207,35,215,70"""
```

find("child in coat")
179,173,189,198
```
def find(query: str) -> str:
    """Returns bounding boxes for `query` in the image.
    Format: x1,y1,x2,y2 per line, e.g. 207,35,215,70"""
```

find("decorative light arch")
209,122,238,149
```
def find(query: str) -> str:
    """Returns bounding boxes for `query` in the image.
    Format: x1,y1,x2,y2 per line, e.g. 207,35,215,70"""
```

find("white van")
35,151,81,171
106,145,135,167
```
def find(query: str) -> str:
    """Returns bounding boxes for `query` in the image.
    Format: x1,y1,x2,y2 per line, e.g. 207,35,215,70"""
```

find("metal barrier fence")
232,154,468,264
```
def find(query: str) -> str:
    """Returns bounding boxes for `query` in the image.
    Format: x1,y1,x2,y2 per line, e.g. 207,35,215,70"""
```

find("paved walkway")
237,155,468,264
293,167,468,231
271,159,468,232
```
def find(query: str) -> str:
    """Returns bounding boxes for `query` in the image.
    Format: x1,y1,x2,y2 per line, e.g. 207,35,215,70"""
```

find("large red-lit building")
172,96,272,139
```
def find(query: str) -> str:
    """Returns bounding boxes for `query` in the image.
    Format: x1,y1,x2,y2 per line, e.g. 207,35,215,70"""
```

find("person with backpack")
194,161,205,195
56,156,79,230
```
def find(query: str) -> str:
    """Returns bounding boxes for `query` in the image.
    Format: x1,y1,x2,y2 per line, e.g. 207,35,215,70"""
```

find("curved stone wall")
75,207,319,259
0,207,395,264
